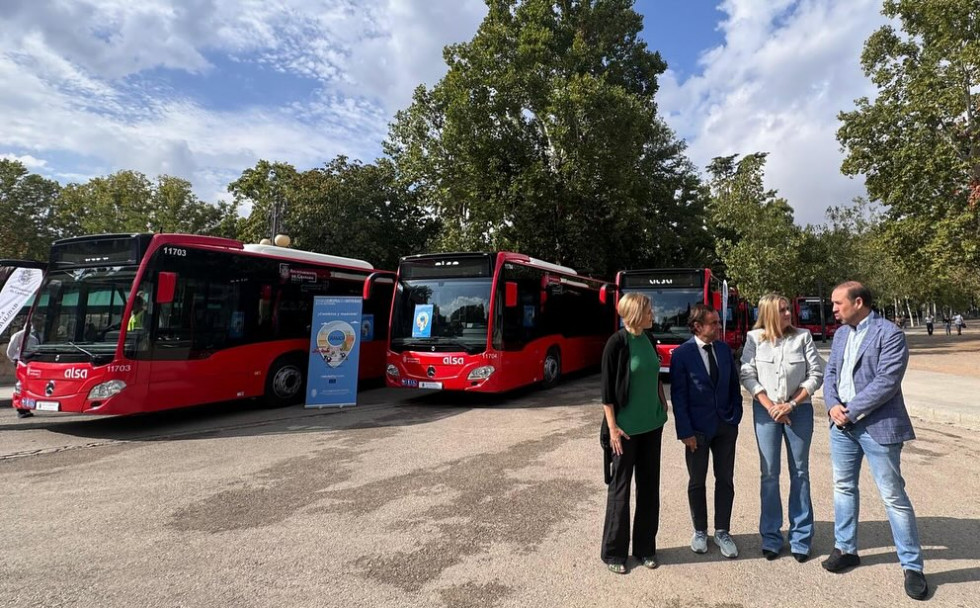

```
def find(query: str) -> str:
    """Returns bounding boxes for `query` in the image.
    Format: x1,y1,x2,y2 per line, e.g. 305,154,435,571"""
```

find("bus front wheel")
265,355,307,408
542,348,561,389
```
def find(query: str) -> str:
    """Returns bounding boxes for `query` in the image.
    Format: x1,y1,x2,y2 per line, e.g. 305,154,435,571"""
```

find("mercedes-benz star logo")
426,366,436,378
45,380,55,397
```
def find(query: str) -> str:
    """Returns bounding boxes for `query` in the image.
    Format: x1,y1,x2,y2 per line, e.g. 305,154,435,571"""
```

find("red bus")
385,252,615,392
10,233,394,415
793,296,839,339
615,268,750,372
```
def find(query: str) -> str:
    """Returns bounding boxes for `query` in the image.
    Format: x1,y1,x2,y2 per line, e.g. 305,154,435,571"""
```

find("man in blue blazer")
671,303,743,559
822,281,927,601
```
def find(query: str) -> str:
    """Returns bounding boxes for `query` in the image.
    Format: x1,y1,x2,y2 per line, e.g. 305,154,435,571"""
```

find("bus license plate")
35,401,60,412
419,381,443,390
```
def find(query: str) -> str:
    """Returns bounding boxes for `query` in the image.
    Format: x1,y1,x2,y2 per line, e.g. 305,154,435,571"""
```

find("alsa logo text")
442,356,464,365
64,368,89,380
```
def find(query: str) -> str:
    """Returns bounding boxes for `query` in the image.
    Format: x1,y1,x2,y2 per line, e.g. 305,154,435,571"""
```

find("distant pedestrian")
943,314,952,336
6,321,39,419
953,313,964,336
823,281,927,601
924,314,934,336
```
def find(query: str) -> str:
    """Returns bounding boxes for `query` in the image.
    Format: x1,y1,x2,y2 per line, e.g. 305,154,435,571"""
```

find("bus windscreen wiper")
67,341,95,358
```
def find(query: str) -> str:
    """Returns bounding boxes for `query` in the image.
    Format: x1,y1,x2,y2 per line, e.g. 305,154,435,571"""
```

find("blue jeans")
829,424,924,571
753,400,814,554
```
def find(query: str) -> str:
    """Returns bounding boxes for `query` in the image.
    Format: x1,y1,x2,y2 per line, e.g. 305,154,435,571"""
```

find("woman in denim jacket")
740,293,824,562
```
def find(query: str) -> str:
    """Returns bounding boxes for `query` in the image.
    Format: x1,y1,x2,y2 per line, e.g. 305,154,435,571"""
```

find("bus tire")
542,348,561,389
264,355,307,408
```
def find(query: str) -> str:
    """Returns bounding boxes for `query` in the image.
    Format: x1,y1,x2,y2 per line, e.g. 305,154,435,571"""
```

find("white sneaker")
714,530,738,558
691,530,708,554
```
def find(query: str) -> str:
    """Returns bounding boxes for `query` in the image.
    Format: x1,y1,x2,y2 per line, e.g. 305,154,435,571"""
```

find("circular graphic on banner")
316,320,357,368
415,311,429,332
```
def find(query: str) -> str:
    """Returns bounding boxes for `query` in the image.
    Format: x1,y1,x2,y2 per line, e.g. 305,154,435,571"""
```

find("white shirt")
740,328,824,402
6,328,38,362
838,314,873,403
693,336,715,376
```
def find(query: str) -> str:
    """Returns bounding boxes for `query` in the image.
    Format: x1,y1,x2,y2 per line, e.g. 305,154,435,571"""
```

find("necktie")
703,343,719,385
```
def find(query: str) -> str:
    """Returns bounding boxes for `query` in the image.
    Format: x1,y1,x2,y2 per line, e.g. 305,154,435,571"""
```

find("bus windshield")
629,287,701,343
27,266,139,358
390,278,492,353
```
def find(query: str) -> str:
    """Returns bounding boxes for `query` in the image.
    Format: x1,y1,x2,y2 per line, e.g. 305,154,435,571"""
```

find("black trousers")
685,419,738,532
601,426,663,564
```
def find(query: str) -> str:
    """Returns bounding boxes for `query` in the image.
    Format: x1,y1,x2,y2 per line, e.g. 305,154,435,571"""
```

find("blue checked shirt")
837,314,873,404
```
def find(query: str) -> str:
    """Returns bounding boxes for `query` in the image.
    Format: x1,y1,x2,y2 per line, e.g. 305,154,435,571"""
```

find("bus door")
140,256,255,411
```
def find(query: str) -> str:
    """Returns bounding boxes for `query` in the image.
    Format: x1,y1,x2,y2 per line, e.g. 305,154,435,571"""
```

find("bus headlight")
13,381,21,396
467,366,495,381
88,380,127,400
386,364,400,379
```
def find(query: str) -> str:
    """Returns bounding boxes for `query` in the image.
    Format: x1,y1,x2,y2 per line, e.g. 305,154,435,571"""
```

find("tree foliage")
288,157,440,270
0,159,61,260
386,0,710,276
228,160,300,244
706,153,802,302
56,171,237,238
838,0,980,278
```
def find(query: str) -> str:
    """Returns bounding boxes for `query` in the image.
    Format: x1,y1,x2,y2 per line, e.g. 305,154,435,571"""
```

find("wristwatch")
788,400,798,410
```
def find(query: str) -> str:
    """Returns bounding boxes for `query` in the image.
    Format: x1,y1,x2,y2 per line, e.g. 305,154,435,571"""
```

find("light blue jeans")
753,400,814,554
829,424,924,571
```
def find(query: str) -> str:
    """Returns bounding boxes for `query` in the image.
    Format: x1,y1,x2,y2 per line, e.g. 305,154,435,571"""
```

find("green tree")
287,157,440,269
838,0,980,280
386,0,709,276
0,159,61,260
706,153,803,302
55,171,238,237
227,160,300,244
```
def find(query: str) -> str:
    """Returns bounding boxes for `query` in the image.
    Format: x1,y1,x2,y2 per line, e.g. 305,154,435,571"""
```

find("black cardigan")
601,328,656,412
599,329,658,446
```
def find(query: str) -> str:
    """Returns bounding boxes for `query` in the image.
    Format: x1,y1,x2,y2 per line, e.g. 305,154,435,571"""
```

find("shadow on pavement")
657,517,979,596
1,372,604,444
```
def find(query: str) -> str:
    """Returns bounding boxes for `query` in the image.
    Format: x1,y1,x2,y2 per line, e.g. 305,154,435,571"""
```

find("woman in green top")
600,292,669,573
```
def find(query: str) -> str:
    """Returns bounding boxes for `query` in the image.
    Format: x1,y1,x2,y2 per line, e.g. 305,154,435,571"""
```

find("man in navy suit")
670,303,743,558
822,281,927,600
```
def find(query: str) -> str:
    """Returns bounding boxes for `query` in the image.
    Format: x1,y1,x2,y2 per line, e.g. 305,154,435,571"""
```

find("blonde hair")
754,293,795,343
618,292,652,332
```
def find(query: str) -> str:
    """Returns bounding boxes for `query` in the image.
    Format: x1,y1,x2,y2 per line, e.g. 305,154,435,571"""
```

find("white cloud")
1,153,47,169
0,0,486,207
658,0,888,226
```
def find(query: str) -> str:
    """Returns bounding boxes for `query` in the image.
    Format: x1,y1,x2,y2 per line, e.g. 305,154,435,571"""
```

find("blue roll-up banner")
306,296,362,408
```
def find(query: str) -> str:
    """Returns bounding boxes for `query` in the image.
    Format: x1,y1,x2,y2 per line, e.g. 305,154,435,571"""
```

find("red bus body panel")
615,268,749,373
14,234,391,415
386,252,612,393
793,296,839,339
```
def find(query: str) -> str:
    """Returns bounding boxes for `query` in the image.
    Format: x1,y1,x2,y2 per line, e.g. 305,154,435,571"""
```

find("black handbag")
600,417,613,484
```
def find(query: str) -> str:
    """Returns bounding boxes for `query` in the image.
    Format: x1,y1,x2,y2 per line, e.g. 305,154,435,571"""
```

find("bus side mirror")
363,272,394,301
156,272,177,304
505,282,518,307
599,284,616,305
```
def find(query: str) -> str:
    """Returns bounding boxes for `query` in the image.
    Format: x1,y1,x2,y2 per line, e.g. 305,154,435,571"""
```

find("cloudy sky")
0,0,888,225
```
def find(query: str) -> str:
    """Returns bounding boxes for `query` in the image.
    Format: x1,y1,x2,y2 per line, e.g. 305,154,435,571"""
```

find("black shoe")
821,548,860,573
762,549,779,561
793,552,809,563
904,569,928,600
16,409,33,419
